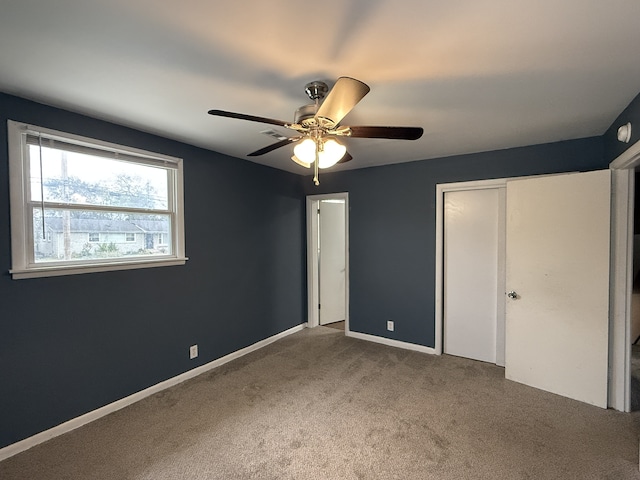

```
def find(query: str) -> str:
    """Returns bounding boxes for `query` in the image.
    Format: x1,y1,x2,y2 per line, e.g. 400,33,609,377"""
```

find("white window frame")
88,232,100,243
125,232,136,242
8,120,188,279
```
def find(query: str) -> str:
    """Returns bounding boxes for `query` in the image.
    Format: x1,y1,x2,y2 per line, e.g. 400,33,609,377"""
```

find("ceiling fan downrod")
304,81,329,102
207,76,423,187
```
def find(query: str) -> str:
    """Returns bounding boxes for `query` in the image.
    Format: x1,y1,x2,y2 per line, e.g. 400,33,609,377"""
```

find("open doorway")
630,172,640,410
306,193,349,332
609,140,640,412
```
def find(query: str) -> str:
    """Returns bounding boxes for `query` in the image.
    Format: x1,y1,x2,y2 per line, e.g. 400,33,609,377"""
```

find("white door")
319,199,346,325
444,188,503,364
505,170,611,407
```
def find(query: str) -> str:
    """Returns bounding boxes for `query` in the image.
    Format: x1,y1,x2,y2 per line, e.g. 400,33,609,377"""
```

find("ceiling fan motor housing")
207,76,423,184
294,104,318,126
296,81,330,127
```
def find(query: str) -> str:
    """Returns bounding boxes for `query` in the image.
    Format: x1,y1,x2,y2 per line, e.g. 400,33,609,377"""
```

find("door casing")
306,192,350,330
436,154,639,412
436,178,508,359
609,140,640,412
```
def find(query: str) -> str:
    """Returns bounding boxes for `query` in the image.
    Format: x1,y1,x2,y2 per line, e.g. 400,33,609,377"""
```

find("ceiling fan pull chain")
207,77,422,178
313,136,320,185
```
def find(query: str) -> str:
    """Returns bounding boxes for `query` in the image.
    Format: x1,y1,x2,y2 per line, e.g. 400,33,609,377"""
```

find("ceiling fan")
208,77,423,185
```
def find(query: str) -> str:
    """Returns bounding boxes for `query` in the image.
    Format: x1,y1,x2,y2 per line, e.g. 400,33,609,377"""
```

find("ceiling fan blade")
208,109,290,128
338,151,353,164
315,77,370,126
348,126,424,140
247,138,298,156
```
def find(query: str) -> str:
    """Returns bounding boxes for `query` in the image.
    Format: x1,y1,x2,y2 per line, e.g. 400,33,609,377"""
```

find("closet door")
505,170,610,407
444,188,501,364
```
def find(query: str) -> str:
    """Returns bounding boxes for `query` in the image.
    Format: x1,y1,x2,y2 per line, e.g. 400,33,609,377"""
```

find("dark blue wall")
304,138,607,347
604,91,640,162
0,94,307,448
1,87,626,451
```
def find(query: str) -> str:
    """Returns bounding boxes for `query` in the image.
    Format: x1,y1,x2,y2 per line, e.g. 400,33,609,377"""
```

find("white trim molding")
0,323,306,462
609,140,640,412
306,192,349,330
435,178,508,357
346,330,437,355
6,119,187,280
608,168,633,412
609,140,640,170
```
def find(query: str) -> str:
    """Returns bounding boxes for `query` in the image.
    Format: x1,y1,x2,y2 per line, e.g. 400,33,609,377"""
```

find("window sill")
10,257,189,280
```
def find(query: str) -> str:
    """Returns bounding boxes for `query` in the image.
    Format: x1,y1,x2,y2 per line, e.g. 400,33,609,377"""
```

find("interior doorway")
306,193,349,331
609,141,640,412
630,171,640,410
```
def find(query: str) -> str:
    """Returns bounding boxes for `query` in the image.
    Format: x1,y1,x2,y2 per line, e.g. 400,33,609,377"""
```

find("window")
8,120,187,279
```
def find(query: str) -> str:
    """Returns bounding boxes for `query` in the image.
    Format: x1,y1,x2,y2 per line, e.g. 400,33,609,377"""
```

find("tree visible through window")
8,121,186,279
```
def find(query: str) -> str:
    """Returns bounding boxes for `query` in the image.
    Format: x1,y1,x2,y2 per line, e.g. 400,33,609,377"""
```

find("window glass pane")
33,208,172,263
29,145,169,210
9,121,185,279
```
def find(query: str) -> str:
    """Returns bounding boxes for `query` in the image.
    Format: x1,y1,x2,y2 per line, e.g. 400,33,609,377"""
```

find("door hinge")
318,303,321,309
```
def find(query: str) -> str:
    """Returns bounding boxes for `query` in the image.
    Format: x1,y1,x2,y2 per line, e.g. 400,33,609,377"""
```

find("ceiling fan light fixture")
318,138,346,169
292,138,346,169
293,138,317,164
208,76,422,185
291,154,312,168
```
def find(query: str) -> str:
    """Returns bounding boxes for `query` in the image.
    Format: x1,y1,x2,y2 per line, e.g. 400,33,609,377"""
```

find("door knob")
507,291,518,299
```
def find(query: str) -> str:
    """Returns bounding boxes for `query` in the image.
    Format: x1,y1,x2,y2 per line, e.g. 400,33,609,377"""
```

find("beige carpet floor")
325,320,345,331
2,326,640,479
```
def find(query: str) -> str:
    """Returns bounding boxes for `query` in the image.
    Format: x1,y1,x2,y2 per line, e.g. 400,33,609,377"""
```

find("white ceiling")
1,0,639,174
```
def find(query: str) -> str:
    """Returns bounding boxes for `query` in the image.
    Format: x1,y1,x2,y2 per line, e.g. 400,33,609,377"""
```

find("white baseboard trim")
0,323,307,462
346,330,437,355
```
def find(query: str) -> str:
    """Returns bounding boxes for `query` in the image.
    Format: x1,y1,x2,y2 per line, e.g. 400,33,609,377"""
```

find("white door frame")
609,140,640,412
434,147,640,412
435,178,507,360
306,192,350,330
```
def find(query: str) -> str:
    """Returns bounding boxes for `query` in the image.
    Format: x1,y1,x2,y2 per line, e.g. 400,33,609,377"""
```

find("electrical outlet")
189,344,198,359
387,320,394,332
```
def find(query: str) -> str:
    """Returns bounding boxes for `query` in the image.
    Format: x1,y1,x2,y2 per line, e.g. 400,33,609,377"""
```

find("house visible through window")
7,120,187,279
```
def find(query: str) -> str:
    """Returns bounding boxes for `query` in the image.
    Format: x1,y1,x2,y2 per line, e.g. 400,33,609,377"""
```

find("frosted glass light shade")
290,154,311,168
318,139,346,169
293,138,316,164
292,138,346,169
